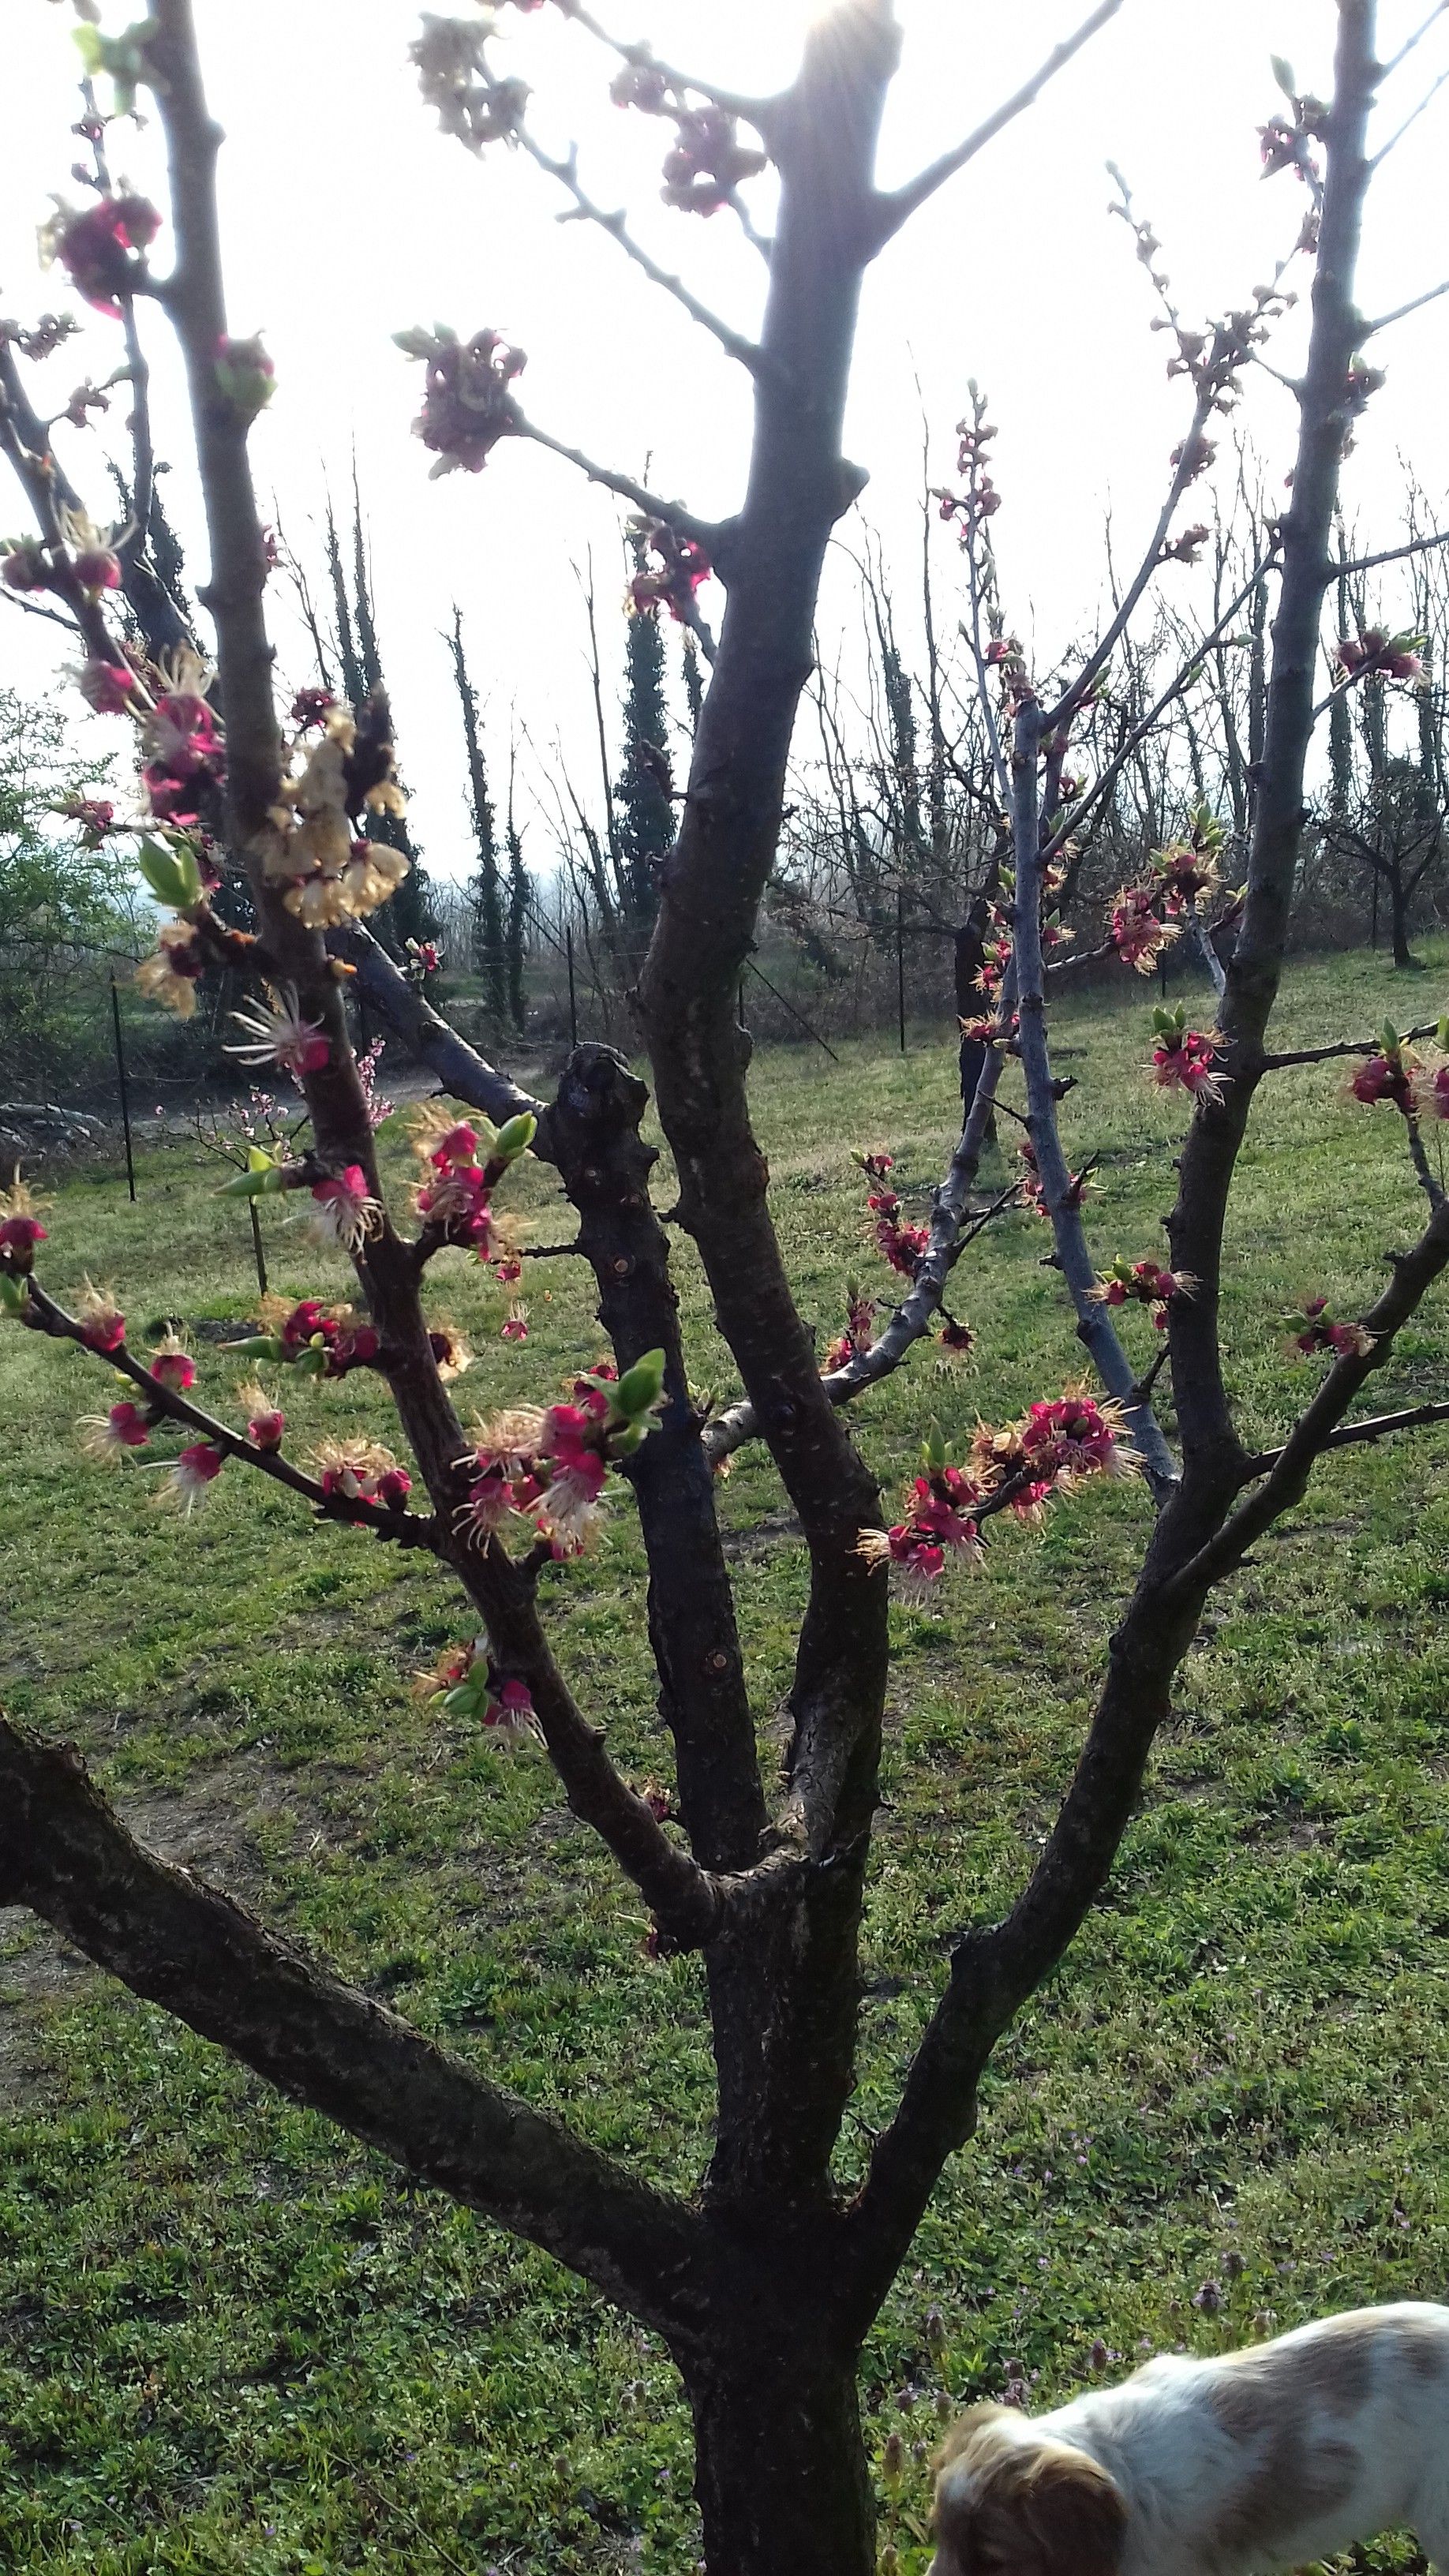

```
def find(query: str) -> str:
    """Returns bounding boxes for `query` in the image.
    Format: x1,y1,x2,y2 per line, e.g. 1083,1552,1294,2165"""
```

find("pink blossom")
150,1345,197,1395
47,194,161,315
77,656,140,714
309,1164,381,1253
164,1440,225,1513
228,987,331,1080
484,1675,537,1744
78,1399,151,1459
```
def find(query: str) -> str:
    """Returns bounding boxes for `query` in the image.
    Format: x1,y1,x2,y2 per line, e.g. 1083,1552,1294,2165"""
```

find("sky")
2,0,1447,881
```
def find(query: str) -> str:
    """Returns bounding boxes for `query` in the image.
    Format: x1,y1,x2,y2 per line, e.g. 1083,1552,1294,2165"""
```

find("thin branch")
1370,60,1449,167
1261,1017,1442,1069
867,0,1125,251
1379,2,1449,83
0,587,80,635
1406,1111,1446,1212
1334,526,1449,575
1364,275,1449,334
331,925,546,1134
515,125,764,373
1170,1193,1449,1601
21,1278,444,1548
559,4,773,124
1245,1396,1449,1470
1042,382,1218,733
517,418,721,555
1009,703,1178,1496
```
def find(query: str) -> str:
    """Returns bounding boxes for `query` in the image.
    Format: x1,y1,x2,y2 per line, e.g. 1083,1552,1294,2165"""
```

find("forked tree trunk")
683,2331,875,2576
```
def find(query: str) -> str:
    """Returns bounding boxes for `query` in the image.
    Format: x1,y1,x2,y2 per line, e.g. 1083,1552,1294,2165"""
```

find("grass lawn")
3,943,1449,2575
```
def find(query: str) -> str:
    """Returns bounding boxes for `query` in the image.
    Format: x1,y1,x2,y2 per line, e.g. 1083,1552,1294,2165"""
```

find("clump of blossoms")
229,1298,380,1380
410,1101,536,1273
139,649,226,827
456,1350,666,1560
254,699,409,927
822,1279,877,1376
1017,1136,1096,1223
1347,1024,1419,1114
856,1424,987,1606
627,516,713,622
1091,1256,1197,1331
39,192,161,314
1111,879,1180,975
307,1437,413,1512
1334,628,1425,686
395,324,526,476
974,905,1015,1002
1283,1296,1375,1361
853,1151,930,1280
1111,810,1230,974
659,104,766,213
1150,1004,1225,1103
967,1387,1140,1531
414,1637,539,1749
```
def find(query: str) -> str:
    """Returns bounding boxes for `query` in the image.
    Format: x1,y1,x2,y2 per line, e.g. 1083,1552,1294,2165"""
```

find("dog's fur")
930,2302,1449,2576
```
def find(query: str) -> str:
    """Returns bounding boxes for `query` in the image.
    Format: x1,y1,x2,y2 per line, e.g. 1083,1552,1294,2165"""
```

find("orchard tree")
4,6,1449,2574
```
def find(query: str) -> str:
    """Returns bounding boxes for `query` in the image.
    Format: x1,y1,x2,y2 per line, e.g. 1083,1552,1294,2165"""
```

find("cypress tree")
447,608,507,1018
324,489,437,952
614,539,676,957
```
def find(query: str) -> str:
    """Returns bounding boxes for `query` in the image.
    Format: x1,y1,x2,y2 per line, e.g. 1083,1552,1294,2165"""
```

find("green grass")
2,945,1449,2574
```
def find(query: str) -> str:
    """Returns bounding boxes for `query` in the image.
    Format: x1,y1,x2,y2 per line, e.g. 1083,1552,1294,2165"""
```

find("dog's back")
933,2305,1449,2576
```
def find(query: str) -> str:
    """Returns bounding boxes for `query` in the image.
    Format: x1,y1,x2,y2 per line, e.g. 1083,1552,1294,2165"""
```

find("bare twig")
518,418,721,555
1364,275,1449,334
1379,2,1449,82
1370,59,1449,165
1334,526,1449,575
1245,1395,1449,1470
559,4,773,124
867,0,1125,250
515,126,764,374
1261,1017,1442,1069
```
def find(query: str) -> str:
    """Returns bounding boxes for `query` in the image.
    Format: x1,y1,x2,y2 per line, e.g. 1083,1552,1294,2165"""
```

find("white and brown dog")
930,2302,1449,2576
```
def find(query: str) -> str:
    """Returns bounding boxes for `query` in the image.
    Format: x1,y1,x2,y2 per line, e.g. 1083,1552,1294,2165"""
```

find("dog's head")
928,2405,1127,2576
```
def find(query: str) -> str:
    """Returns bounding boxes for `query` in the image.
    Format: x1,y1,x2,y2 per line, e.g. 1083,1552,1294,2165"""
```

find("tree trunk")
1389,871,1416,969
684,2334,875,2576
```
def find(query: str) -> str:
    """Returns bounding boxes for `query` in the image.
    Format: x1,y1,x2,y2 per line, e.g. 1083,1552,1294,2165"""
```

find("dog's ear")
1017,2447,1127,2576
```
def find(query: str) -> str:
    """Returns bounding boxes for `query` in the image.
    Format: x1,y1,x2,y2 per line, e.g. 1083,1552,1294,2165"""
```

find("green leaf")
494,1112,537,1162
219,1159,276,1199
221,1333,283,1359
137,836,202,913
1270,54,1297,101
924,1419,948,1470
0,1273,31,1316
615,1348,666,1421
